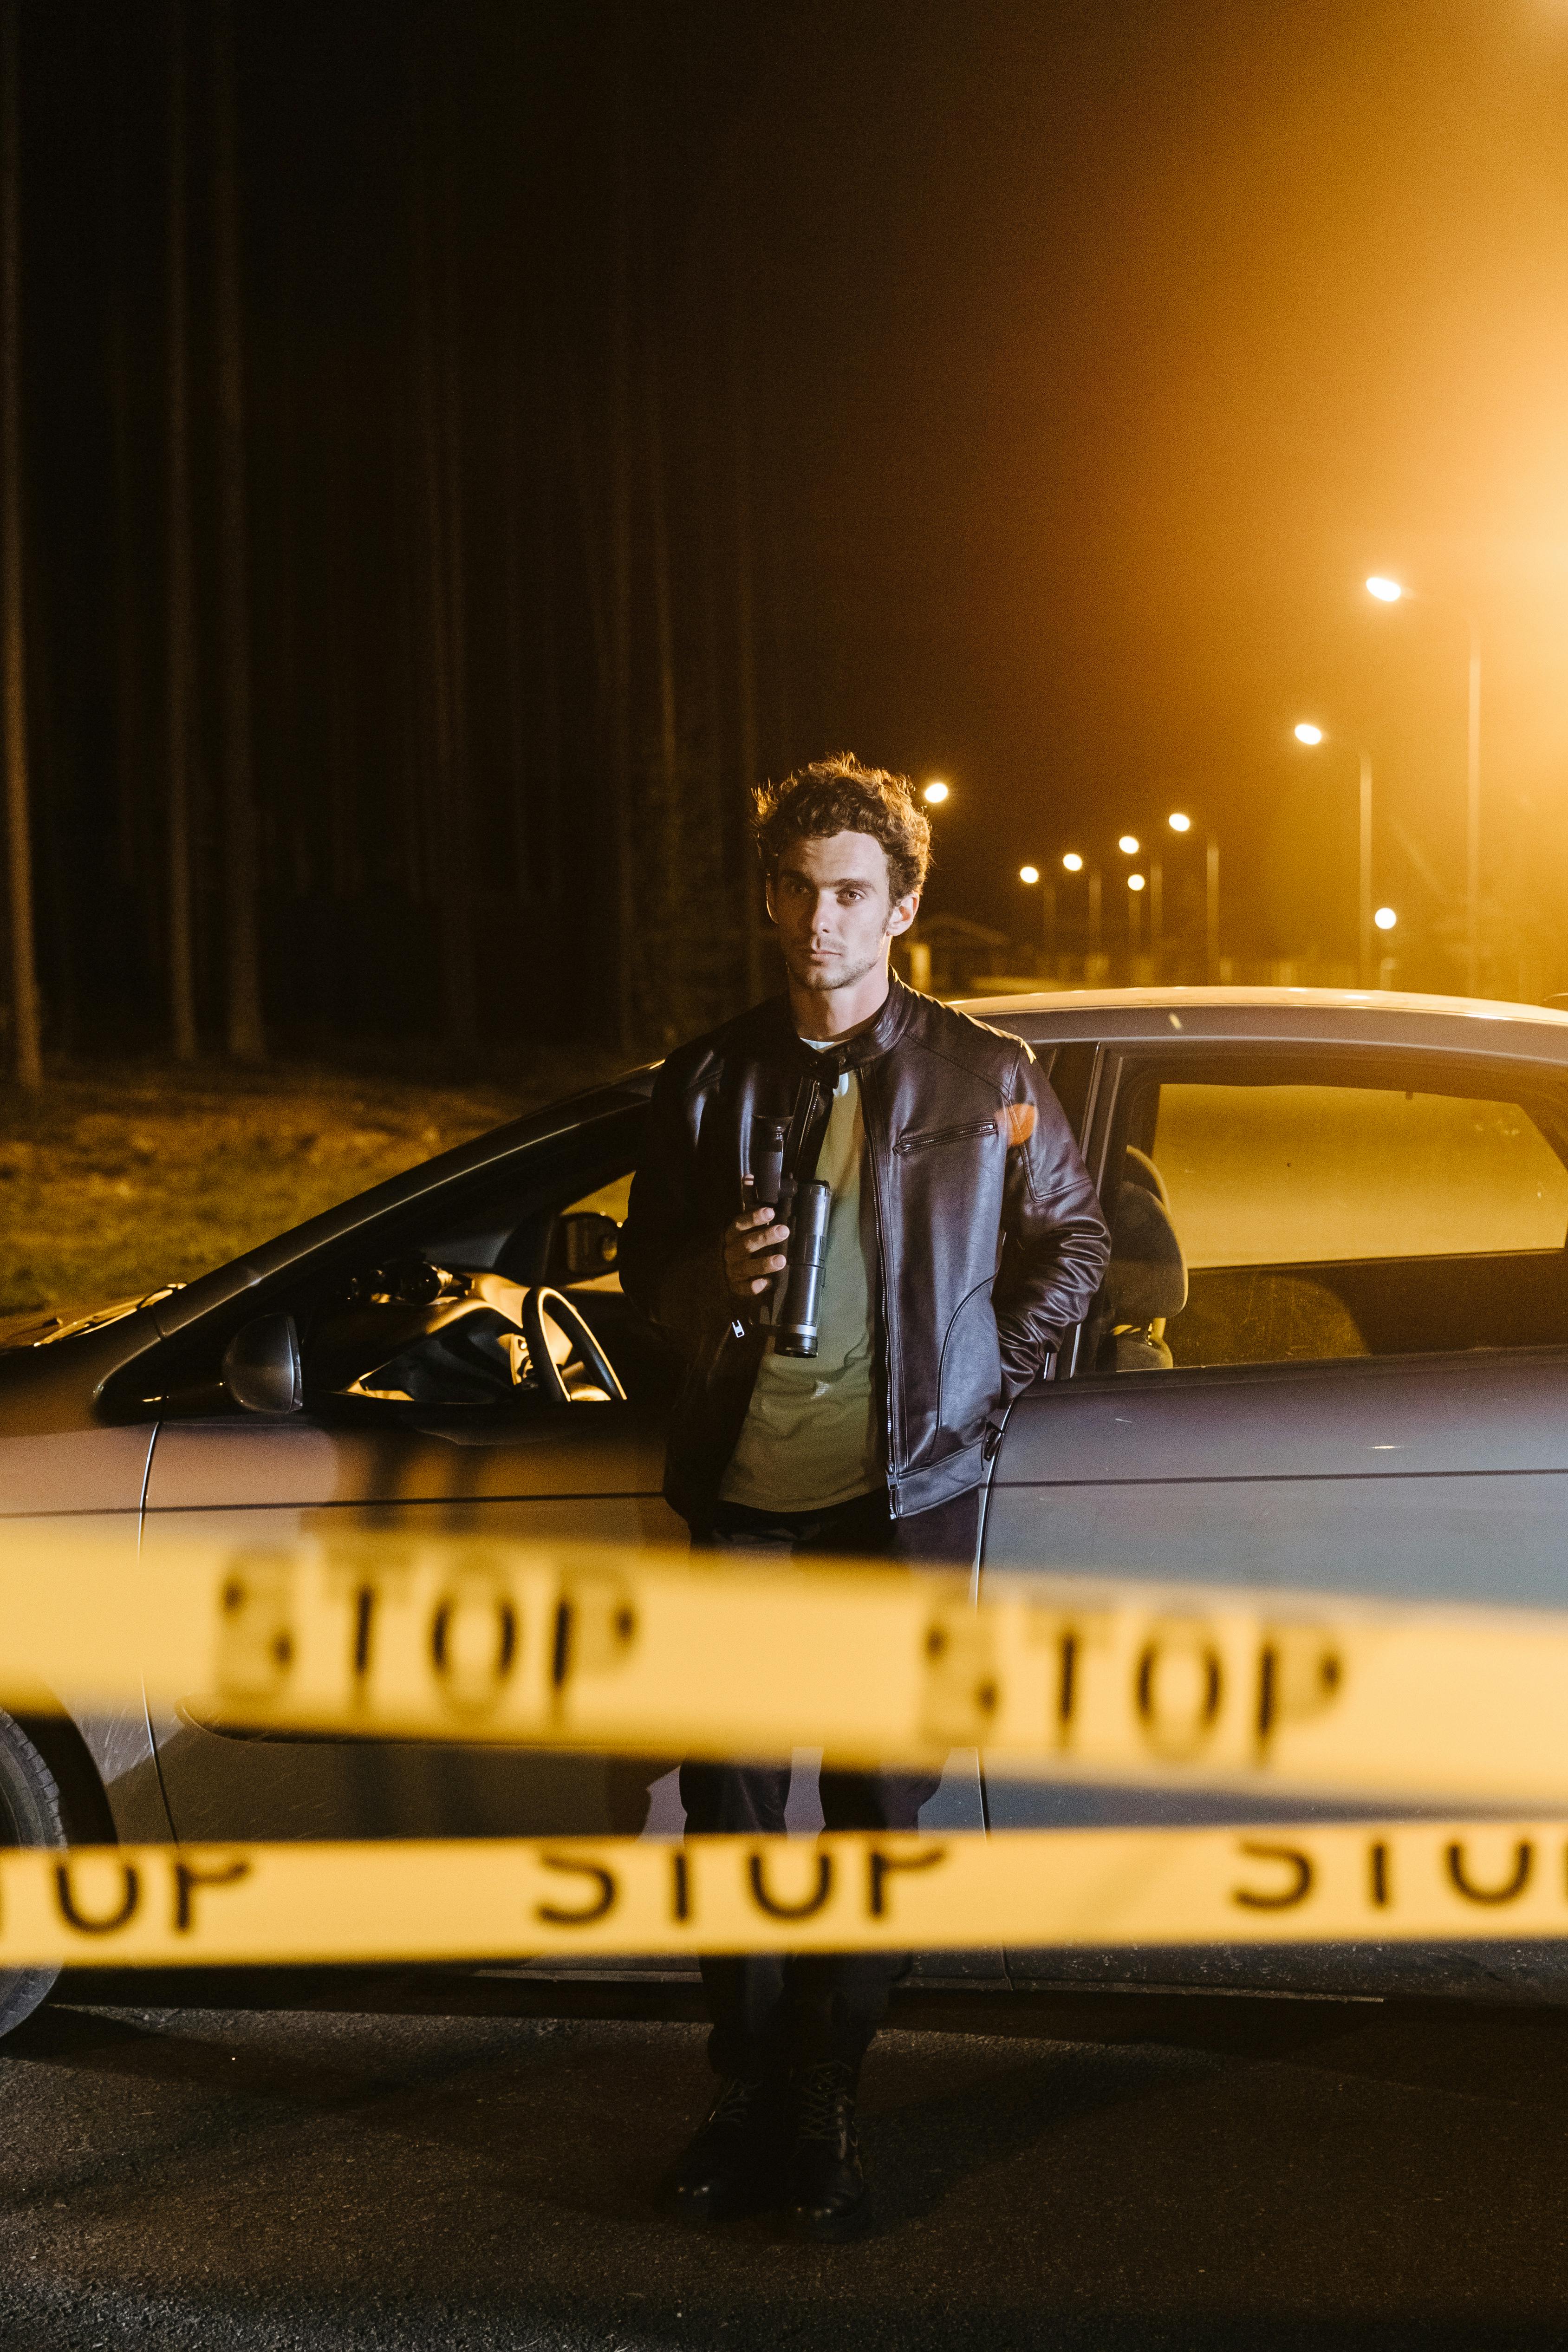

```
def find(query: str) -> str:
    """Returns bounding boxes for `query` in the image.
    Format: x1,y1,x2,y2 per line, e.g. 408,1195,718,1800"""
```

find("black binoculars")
746,1113,832,1358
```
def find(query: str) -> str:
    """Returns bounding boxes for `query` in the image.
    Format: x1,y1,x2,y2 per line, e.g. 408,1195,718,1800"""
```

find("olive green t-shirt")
719,1066,880,1512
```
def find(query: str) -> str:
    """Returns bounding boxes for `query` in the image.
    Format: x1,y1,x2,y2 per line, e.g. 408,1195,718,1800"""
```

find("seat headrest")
1121,1145,1171,1209
1107,1179,1188,1323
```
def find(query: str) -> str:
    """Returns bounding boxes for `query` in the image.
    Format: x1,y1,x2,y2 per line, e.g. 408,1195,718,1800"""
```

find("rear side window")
1156,1084,1568,1267
1092,1065,1568,1375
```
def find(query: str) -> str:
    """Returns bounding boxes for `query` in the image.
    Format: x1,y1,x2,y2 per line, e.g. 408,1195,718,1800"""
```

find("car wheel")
0,1706,67,2038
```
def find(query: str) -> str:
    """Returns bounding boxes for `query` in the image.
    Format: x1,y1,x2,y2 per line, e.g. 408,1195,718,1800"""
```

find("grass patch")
0,1052,625,1335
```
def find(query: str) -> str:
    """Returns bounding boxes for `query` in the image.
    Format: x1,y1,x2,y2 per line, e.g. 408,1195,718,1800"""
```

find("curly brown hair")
751,755,932,902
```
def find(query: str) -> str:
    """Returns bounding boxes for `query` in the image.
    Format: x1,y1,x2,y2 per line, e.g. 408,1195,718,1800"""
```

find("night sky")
10,0,1568,1057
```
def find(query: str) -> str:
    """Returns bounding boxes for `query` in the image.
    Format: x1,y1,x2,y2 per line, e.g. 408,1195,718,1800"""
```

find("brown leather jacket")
620,977,1110,1526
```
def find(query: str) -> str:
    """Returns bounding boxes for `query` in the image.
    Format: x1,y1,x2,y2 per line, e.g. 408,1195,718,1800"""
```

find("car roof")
955,984,1568,1063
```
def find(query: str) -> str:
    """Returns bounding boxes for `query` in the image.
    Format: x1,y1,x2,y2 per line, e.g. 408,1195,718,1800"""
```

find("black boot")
787,2059,869,2241
664,2075,791,2225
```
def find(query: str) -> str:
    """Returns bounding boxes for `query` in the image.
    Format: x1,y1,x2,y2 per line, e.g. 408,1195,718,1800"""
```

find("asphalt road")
2,1983,1568,2351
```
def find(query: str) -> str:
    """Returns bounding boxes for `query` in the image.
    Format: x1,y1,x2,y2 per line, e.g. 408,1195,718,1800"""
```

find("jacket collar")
769,969,917,1082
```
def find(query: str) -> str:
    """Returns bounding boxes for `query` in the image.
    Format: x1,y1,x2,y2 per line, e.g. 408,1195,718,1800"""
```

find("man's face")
767,830,919,996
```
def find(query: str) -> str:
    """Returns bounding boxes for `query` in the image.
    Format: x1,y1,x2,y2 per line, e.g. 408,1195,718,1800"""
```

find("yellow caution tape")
8,1822,1568,1968
7,1526,1568,1799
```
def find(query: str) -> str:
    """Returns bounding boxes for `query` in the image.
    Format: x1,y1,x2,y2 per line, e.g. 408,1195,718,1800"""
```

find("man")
621,756,1109,2239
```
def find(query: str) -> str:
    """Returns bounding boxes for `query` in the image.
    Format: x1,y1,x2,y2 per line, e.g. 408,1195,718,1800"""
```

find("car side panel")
0,1426,170,1842
0,1424,154,1518
984,1348,1568,2000
142,1406,678,1512
989,1348,1568,1605
139,1407,685,1844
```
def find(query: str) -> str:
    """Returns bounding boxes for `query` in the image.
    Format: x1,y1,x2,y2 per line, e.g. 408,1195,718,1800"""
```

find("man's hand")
725,1204,790,1301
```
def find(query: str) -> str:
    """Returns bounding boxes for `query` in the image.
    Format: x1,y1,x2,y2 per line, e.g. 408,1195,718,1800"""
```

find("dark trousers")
683,1484,982,2078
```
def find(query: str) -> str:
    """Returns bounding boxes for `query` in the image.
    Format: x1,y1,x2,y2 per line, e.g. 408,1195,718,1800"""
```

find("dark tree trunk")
437,76,473,1049
767,468,794,775
533,363,563,906
608,77,634,1054
107,124,142,903
0,0,39,1088
730,274,763,1004
273,281,306,900
410,43,474,1055
391,386,424,909
409,41,461,1045
500,288,529,902
644,313,678,943
215,0,263,1058
689,267,737,1026
691,279,726,844
165,0,197,1062
212,0,263,1059
564,344,609,694
324,350,358,904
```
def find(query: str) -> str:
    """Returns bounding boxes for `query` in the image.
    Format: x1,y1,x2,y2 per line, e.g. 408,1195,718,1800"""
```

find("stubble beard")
786,938,885,997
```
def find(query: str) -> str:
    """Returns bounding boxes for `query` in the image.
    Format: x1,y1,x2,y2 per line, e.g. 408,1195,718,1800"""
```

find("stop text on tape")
9,1820,1568,1969
7,1526,1568,1801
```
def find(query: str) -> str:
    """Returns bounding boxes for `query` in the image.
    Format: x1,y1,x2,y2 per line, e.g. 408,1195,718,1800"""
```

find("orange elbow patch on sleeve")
999,1102,1037,1147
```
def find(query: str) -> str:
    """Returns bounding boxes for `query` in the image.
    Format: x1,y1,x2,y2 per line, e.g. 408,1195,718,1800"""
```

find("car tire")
0,1705,67,2039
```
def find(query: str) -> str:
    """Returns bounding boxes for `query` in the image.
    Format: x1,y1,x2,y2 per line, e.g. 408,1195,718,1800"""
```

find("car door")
982,1034,1568,2000
138,1121,687,1844
0,1400,170,1840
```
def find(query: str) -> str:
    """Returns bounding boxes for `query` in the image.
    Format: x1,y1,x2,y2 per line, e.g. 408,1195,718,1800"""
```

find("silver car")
5,984,1568,2033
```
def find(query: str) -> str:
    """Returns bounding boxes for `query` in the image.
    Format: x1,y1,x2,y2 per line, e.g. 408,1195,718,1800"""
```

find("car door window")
1091,1058,1568,1372
1160,1084,1568,1265
303,1155,653,1409
117,1099,671,1423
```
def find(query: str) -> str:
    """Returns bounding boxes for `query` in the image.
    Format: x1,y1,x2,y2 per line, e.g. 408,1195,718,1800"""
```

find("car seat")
1102,1147,1188,1371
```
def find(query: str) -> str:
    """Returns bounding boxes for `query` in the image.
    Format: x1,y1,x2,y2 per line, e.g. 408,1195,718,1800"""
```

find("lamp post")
1166,808,1221,984
1366,576,1481,994
1127,869,1145,952
1114,834,1143,966
1059,849,1104,954
1018,863,1056,966
1374,902,1398,990
1294,722,1374,987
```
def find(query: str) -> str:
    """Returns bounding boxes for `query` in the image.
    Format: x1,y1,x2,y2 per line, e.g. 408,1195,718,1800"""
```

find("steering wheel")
519,1285,628,1405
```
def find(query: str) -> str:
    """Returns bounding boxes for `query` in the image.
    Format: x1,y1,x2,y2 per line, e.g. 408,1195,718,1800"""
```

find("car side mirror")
548,1211,620,1283
221,1313,303,1416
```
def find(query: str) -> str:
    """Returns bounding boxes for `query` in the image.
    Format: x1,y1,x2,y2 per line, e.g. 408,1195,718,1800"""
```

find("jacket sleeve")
619,1053,735,1365
992,1045,1111,1398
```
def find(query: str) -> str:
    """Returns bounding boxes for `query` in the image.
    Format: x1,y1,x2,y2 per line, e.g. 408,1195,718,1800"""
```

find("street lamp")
1114,833,1146,957
923,780,950,806
1018,864,1056,964
1364,574,1482,994
1165,807,1220,983
1373,903,1399,992
1126,870,1145,950
1059,850,1100,948
1294,722,1375,987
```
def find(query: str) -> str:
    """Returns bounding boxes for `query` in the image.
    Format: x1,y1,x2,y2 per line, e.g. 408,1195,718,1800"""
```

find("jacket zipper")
860,1061,900,1508
893,1119,999,1155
